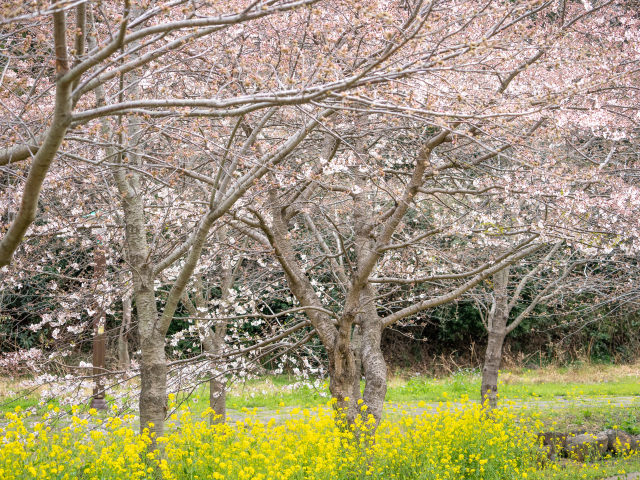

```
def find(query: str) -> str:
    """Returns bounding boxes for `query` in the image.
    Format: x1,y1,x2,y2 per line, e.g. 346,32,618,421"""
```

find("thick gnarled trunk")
355,284,387,428
350,135,387,428
247,128,444,433
328,329,359,424
351,324,363,404
361,317,387,425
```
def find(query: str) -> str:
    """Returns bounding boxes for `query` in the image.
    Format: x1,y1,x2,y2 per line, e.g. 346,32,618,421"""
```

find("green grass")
388,374,640,403
0,392,43,413
3,364,640,417
173,375,331,415
166,370,640,418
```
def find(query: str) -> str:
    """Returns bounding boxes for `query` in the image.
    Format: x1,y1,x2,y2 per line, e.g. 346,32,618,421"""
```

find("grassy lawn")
3,361,640,416
185,362,640,413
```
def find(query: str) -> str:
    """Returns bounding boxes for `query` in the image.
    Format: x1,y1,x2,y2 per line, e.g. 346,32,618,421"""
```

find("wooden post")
90,249,108,410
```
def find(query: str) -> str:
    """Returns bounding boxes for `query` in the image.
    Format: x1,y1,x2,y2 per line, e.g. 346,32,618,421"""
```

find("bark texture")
350,135,387,427
481,331,506,408
209,254,237,424
481,267,510,408
351,324,363,404
360,287,387,426
329,327,359,423
118,296,131,372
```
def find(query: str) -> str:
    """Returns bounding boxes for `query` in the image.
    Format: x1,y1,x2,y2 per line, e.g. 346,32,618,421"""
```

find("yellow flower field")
1,398,637,480
0,398,541,480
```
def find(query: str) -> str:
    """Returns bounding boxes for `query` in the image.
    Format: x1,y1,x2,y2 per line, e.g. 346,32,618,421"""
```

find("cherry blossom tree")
1,0,638,440
227,0,639,427
472,243,584,407
3,0,492,438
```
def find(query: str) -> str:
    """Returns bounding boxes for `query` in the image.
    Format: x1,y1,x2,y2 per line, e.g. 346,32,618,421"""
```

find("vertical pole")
91,249,108,410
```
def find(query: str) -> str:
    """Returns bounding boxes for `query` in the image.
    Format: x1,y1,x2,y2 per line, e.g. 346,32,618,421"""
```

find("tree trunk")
349,130,388,427
136,277,166,440
118,295,131,372
351,324,363,404
328,328,358,425
209,368,226,423
105,30,169,439
109,135,165,439
480,267,510,408
480,329,506,408
117,195,166,440
209,285,228,425
181,280,227,425
360,286,387,428
93,10,168,438
361,335,386,425
209,234,246,424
